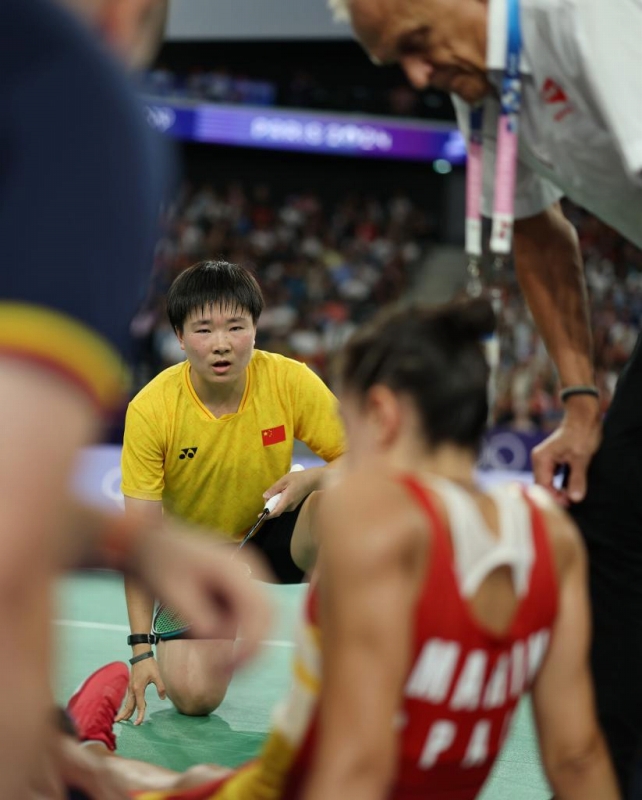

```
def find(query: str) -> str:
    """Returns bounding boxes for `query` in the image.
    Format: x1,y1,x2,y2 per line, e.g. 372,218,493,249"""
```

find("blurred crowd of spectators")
492,201,642,431
141,68,277,107
132,182,435,386
140,67,452,120
133,187,641,433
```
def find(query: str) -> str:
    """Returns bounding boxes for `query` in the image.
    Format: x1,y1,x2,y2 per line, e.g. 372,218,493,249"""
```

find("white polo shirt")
453,0,642,247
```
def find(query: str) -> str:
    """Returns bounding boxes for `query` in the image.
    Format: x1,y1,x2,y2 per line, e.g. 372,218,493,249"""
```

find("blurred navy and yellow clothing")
0,0,168,413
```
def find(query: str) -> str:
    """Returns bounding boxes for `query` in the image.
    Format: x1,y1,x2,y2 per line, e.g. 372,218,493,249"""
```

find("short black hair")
166,261,264,333
339,299,496,453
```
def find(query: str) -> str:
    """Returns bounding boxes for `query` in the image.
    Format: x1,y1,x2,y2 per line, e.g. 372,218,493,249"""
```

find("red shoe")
66,662,129,751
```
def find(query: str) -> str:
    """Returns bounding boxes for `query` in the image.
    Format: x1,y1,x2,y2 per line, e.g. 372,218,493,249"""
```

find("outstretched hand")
115,656,166,726
132,529,272,670
531,401,602,506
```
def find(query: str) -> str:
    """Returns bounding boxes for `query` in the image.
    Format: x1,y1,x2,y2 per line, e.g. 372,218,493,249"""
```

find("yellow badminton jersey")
121,350,344,539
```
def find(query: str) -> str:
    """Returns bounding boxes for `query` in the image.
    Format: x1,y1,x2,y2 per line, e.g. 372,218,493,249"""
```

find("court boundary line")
54,619,294,647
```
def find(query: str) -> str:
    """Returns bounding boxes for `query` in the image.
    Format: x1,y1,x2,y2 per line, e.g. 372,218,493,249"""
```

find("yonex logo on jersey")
179,447,198,460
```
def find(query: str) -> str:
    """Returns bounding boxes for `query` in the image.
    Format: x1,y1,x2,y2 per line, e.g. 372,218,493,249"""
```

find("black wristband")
129,651,154,665
127,633,156,646
559,385,599,402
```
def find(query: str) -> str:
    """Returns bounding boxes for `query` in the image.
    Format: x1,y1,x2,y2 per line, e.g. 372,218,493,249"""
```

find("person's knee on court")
157,638,236,716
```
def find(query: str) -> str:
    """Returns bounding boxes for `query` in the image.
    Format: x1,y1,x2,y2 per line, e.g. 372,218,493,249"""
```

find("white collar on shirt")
486,0,532,75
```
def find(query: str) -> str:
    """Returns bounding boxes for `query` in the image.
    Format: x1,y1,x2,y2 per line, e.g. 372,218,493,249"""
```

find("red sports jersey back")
283,476,558,800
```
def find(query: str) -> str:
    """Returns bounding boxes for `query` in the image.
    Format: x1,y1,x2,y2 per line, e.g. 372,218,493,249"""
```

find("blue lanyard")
501,0,523,121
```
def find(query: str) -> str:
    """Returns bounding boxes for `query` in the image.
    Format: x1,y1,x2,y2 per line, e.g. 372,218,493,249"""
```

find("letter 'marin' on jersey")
401,628,554,778
405,631,551,712
405,640,461,703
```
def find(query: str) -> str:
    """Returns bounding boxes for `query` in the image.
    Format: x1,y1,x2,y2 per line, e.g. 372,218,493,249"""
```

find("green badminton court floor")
55,571,552,799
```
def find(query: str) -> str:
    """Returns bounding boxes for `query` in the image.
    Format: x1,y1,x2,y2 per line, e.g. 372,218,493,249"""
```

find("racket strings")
152,538,250,639
153,604,190,639
152,474,292,638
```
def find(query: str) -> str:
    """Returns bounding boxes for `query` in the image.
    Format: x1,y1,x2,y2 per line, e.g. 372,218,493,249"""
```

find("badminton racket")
235,463,305,553
151,603,190,641
151,464,305,640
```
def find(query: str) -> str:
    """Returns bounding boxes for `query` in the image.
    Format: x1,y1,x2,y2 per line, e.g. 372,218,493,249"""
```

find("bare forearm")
300,466,327,493
513,205,594,387
0,362,98,794
122,496,162,652
304,751,394,800
312,457,345,492
547,735,620,800
305,775,389,800
124,574,156,654
0,582,53,797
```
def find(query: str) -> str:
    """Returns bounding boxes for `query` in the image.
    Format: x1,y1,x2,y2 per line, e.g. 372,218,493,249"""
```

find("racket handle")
263,464,305,514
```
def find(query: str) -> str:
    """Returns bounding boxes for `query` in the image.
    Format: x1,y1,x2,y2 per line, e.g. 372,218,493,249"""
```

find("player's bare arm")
117,497,166,725
0,359,99,798
302,470,430,800
528,492,619,799
513,203,602,504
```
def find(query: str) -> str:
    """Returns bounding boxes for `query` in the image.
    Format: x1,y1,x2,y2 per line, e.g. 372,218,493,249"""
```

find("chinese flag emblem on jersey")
262,425,286,446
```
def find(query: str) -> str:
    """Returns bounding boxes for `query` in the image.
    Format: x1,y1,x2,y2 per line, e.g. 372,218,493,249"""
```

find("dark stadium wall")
180,142,457,241
153,41,455,123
